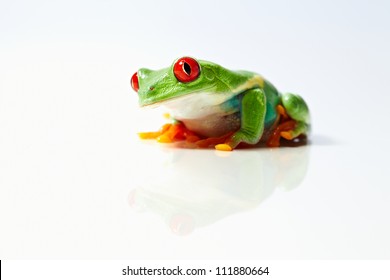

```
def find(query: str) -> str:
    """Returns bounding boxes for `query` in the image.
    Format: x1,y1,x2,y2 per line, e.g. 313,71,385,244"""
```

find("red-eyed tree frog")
130,57,310,151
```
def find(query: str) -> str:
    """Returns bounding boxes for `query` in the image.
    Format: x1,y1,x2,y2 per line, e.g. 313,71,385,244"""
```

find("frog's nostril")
131,72,139,92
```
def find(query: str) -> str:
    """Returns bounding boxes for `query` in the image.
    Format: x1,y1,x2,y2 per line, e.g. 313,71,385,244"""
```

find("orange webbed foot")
267,120,297,147
280,131,293,140
139,122,202,144
138,123,172,141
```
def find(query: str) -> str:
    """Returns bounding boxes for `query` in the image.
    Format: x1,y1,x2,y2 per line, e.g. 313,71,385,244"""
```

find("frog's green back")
197,61,255,93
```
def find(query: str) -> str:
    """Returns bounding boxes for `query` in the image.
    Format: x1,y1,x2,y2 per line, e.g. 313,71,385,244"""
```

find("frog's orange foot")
138,123,202,144
138,131,163,139
267,120,297,147
138,123,172,140
280,131,293,140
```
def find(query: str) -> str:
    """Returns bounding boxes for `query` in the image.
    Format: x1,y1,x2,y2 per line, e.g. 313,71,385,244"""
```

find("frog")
130,56,310,151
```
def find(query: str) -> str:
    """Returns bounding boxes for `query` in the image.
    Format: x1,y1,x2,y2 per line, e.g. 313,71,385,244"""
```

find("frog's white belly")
180,113,241,137
162,92,236,119
162,92,240,137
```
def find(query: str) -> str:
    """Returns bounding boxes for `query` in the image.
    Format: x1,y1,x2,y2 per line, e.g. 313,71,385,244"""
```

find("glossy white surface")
1,0,390,259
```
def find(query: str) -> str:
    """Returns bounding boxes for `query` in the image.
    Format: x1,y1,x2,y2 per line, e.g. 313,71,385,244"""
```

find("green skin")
135,57,310,149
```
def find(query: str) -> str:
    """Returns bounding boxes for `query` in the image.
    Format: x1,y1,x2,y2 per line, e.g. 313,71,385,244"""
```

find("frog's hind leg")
280,93,310,140
267,93,310,147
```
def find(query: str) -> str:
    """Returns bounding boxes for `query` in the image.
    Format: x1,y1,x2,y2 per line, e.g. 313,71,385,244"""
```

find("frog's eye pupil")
183,62,191,76
173,57,200,83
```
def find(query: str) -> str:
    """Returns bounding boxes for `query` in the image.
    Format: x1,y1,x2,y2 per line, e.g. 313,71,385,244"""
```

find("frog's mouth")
138,87,215,108
140,90,228,107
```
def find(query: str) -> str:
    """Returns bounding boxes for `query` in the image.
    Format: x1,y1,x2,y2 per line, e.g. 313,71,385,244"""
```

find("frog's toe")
138,123,172,140
157,134,173,143
215,144,233,151
138,131,162,139
277,104,289,119
280,121,309,142
280,131,293,140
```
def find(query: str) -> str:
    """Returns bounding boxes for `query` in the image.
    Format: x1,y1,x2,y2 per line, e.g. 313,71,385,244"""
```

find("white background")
1,0,390,261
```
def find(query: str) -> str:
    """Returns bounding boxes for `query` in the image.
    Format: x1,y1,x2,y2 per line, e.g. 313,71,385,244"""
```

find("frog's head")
131,57,225,107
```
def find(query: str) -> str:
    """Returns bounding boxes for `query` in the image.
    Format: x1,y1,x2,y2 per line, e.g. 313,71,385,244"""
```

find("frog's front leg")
215,88,266,151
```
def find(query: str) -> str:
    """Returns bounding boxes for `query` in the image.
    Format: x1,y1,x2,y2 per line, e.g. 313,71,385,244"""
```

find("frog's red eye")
131,72,139,92
173,57,200,83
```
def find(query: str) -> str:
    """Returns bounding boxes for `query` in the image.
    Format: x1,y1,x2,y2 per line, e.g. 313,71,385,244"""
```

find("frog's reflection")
128,146,310,236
